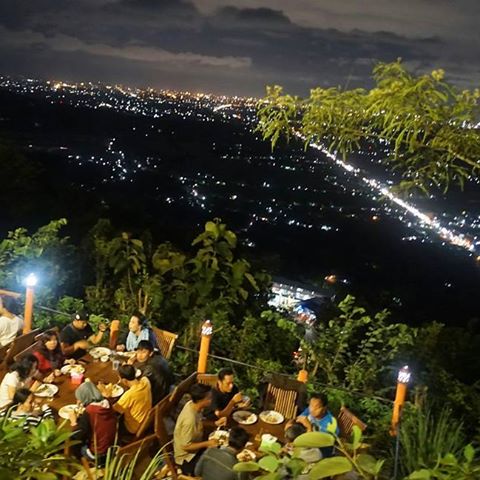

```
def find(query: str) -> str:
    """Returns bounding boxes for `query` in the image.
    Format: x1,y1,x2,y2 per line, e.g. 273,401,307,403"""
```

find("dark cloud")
0,0,478,95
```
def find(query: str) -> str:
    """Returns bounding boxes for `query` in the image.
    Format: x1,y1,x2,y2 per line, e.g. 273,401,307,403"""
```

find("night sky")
0,0,479,96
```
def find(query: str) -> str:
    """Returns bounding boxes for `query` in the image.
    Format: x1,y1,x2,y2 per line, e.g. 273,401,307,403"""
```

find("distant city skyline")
0,0,479,96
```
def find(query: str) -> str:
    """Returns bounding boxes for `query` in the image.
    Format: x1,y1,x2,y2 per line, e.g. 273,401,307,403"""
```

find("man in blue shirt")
297,392,339,435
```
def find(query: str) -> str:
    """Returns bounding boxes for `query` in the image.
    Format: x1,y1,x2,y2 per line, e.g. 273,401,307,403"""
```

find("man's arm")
88,324,107,345
215,391,243,418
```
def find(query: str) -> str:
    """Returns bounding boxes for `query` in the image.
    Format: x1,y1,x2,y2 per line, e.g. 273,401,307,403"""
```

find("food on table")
97,382,124,398
59,404,84,419
34,383,59,397
89,347,112,359
237,449,256,462
259,410,284,425
60,364,85,375
208,429,229,446
232,410,258,425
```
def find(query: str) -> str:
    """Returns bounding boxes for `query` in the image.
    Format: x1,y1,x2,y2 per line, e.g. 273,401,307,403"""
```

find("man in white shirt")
0,296,24,347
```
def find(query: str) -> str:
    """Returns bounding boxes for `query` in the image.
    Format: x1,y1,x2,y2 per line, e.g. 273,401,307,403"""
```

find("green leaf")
293,432,335,448
233,461,261,472
356,454,378,475
286,457,307,477
258,455,280,473
463,444,475,463
308,457,352,480
259,441,282,456
408,469,431,480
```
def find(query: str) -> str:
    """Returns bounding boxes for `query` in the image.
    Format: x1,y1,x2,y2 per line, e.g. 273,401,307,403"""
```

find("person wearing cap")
60,311,107,359
68,382,117,463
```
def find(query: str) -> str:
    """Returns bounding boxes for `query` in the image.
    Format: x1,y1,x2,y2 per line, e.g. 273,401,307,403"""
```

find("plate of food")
116,351,136,358
208,429,229,446
259,410,284,425
232,410,258,425
60,364,85,375
237,449,256,462
89,347,112,359
58,404,83,420
34,383,59,398
97,382,124,398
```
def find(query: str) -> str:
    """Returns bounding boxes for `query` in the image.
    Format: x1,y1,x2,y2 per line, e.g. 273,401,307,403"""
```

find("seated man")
296,392,338,458
129,340,174,405
116,312,158,352
60,311,107,359
113,364,152,434
174,383,226,475
0,296,23,347
195,426,250,480
205,368,245,419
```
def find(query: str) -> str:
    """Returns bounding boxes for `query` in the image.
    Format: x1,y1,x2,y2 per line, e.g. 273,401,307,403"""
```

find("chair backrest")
196,373,218,388
135,403,157,439
337,406,367,439
4,329,41,366
116,434,160,475
169,372,197,408
151,327,178,360
13,340,41,363
264,383,298,419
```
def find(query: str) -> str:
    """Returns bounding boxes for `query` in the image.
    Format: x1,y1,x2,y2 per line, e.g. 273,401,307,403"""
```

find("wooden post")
390,366,410,436
197,320,213,374
23,274,37,334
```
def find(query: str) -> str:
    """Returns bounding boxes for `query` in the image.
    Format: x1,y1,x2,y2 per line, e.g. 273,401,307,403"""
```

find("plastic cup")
71,372,84,385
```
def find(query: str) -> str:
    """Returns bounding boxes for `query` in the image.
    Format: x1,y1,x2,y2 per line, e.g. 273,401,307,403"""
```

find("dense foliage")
257,61,480,194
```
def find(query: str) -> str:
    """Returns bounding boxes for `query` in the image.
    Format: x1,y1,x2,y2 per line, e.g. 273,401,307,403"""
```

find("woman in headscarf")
68,381,118,462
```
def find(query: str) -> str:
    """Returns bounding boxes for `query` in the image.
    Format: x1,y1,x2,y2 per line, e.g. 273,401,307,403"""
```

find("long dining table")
37,354,121,413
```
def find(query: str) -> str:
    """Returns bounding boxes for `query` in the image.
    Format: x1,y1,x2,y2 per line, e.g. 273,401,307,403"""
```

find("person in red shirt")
69,382,118,463
33,331,65,375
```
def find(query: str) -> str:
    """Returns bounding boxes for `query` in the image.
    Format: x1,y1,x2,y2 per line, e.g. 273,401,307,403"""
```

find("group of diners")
173,368,340,480
0,307,173,463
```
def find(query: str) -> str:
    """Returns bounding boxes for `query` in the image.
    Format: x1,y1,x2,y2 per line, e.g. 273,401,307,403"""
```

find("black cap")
72,310,89,321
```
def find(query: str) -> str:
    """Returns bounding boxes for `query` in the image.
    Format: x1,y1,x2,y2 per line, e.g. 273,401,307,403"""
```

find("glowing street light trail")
308,141,476,253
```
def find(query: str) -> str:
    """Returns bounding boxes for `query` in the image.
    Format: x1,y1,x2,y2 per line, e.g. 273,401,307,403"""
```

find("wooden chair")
3,328,41,366
337,406,367,440
13,340,41,363
116,434,161,478
196,373,217,388
263,374,307,420
152,327,178,360
135,403,157,439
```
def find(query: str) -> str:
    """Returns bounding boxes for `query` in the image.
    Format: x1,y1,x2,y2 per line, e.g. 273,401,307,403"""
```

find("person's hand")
116,345,126,352
214,416,228,427
296,416,312,431
98,323,108,333
232,392,244,404
127,354,137,365
68,411,78,426
54,369,62,377
65,358,76,366
74,340,90,351
207,438,220,448
43,373,55,383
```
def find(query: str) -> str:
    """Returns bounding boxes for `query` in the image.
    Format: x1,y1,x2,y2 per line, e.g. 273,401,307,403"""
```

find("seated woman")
0,355,42,408
0,387,54,431
116,312,158,352
68,382,117,463
33,331,65,375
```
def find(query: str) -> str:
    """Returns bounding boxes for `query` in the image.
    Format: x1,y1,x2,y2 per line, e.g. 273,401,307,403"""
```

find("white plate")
259,410,284,425
208,429,229,446
58,404,83,420
98,383,124,398
89,347,112,359
116,351,136,358
232,410,258,425
237,449,256,462
60,364,85,375
34,383,59,398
